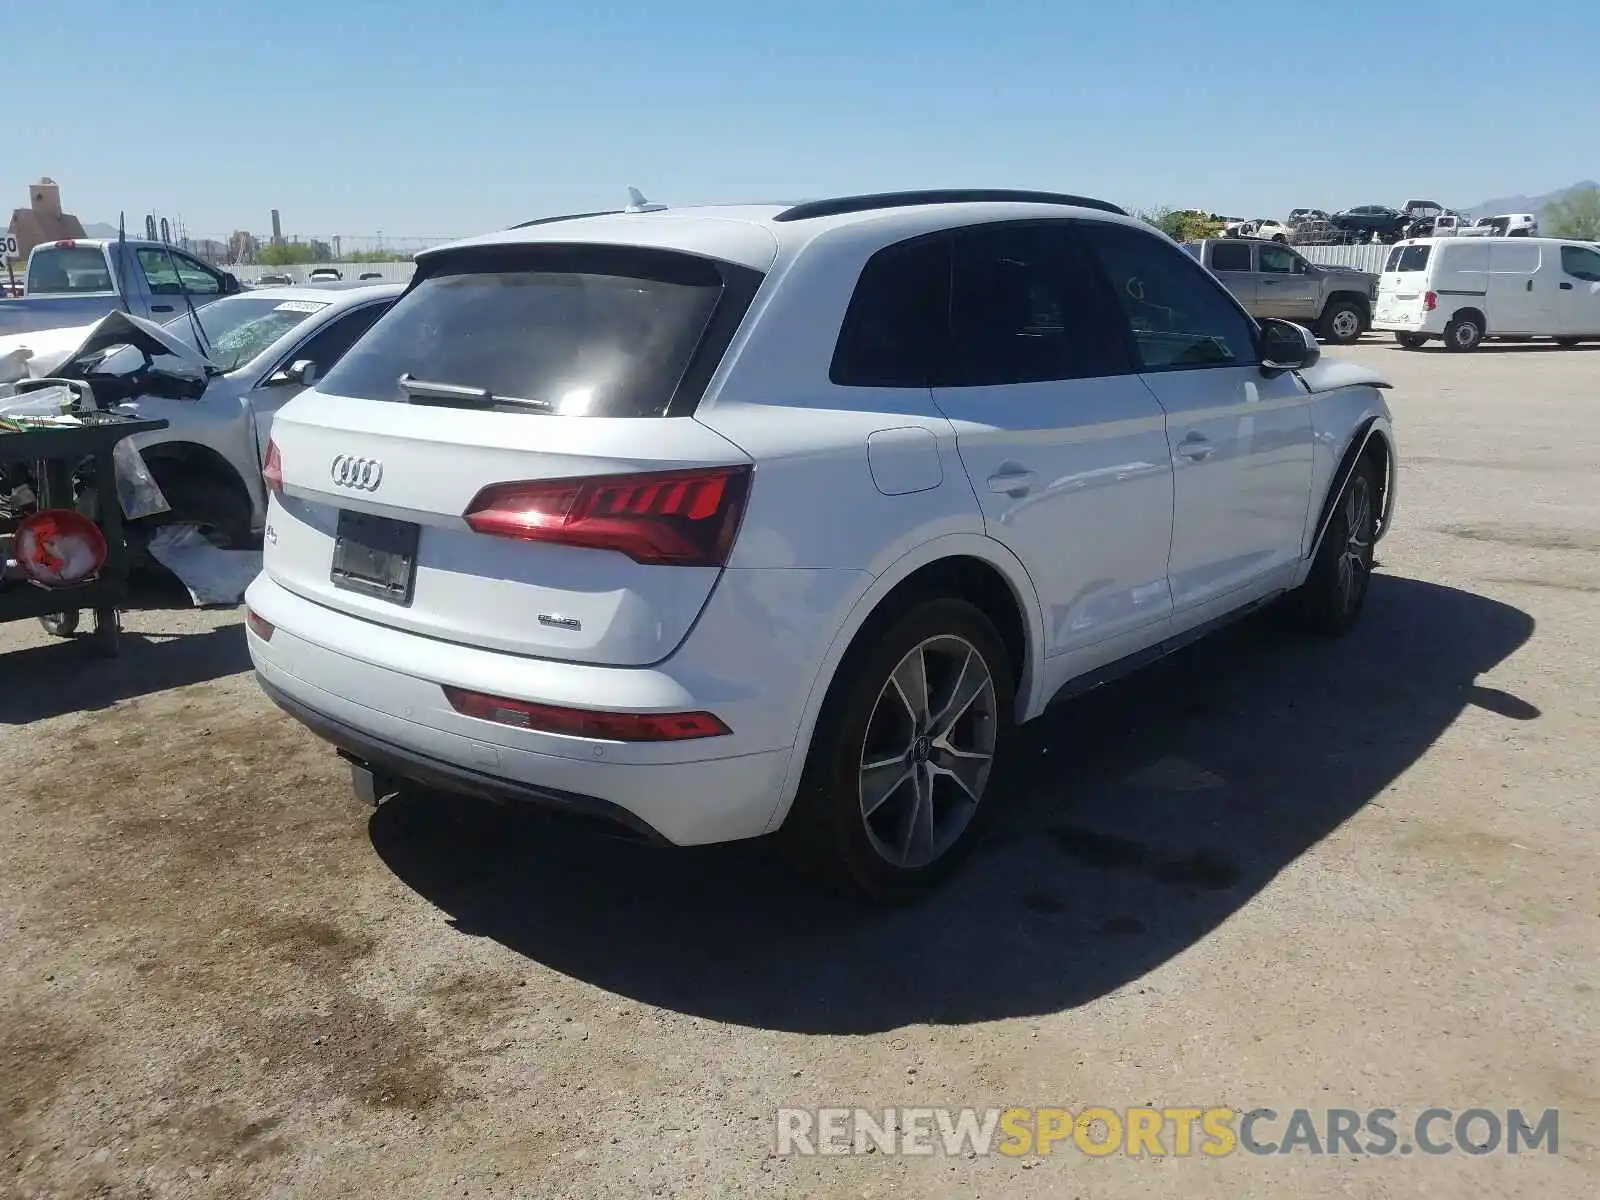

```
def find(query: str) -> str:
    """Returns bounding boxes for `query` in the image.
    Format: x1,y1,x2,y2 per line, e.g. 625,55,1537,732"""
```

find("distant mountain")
82,222,120,238
1466,181,1598,218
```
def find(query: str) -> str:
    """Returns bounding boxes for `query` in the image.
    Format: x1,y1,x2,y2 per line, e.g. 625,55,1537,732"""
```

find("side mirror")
222,272,242,295
1259,318,1320,373
269,359,318,388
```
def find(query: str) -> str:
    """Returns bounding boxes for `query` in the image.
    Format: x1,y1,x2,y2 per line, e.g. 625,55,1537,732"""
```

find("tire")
1292,455,1379,636
1321,300,1365,345
1395,332,1428,349
1444,313,1484,352
780,597,1015,900
39,610,80,638
1272,234,1288,243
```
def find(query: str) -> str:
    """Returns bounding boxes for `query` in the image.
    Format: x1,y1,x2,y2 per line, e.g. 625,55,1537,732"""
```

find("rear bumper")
257,675,670,843
245,565,869,846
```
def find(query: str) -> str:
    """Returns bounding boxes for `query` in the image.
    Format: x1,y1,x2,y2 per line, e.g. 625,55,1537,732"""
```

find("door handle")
151,304,175,313
1177,433,1213,461
1526,279,1534,292
987,469,1035,497
1560,282,1574,291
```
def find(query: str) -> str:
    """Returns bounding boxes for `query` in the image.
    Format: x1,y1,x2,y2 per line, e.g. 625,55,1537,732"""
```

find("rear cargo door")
262,242,765,667
1376,242,1437,324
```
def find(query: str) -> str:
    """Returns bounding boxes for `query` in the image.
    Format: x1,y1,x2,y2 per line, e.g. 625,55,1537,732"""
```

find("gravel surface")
2,339,1596,1198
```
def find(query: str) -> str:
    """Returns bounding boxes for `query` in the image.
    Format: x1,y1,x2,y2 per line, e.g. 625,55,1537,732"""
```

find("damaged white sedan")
0,283,400,551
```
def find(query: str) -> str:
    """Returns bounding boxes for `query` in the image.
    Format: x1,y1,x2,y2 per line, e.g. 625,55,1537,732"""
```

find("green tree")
1139,207,1226,242
1542,188,1600,240
343,249,411,263
256,242,318,266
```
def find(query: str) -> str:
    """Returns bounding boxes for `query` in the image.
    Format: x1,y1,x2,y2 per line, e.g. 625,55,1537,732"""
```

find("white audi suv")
245,189,1397,897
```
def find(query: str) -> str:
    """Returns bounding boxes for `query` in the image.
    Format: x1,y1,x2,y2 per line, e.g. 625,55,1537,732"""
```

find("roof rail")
772,189,1127,223
507,209,623,230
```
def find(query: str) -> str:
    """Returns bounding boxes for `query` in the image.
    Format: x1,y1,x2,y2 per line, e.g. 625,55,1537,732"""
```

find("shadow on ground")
369,575,1535,1033
1384,342,1600,354
0,621,249,724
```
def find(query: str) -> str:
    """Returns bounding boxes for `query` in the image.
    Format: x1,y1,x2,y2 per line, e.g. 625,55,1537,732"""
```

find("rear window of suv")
1385,245,1431,272
318,244,748,418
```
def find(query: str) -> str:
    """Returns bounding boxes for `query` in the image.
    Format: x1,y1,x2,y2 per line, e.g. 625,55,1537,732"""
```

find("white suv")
245,190,1398,897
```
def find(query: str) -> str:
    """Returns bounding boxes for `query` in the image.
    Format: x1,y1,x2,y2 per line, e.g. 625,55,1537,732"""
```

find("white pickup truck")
0,238,243,338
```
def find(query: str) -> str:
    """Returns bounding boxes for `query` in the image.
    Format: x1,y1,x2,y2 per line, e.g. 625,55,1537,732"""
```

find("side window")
282,303,394,377
1560,245,1600,282
136,248,221,296
830,238,947,387
1079,222,1259,370
174,254,222,295
939,223,1128,387
1209,241,1253,272
1259,244,1303,274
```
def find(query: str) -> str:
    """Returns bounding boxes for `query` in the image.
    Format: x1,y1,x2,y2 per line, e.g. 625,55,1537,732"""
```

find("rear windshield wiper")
398,373,552,412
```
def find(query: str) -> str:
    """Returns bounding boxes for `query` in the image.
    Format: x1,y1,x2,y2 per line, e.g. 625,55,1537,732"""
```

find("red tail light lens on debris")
1423,291,1438,312
245,608,275,641
14,509,108,587
463,465,751,566
263,440,284,498
443,686,731,742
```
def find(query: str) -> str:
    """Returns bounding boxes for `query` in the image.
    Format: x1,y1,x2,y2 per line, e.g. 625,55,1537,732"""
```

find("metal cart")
0,414,169,656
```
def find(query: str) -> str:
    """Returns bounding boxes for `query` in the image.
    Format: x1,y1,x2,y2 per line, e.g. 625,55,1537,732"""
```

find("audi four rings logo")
331,455,383,490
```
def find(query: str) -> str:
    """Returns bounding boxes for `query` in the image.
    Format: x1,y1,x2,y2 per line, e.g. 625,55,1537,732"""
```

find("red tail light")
1423,291,1438,312
14,509,108,586
53,239,76,249
245,608,275,641
443,686,730,741
263,440,284,497
463,465,752,566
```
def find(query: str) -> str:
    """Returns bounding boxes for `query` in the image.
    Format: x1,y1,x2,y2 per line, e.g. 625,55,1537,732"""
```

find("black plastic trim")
257,676,672,844
506,209,625,229
774,189,1127,223
1308,417,1386,560
664,260,765,417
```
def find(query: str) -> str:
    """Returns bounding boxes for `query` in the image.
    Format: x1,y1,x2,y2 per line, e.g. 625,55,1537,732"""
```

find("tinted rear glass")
318,245,730,417
831,237,946,387
1385,245,1431,272
27,247,113,294
1208,241,1253,272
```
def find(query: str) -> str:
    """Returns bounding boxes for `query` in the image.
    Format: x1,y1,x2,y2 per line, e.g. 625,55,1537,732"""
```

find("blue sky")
15,0,1597,241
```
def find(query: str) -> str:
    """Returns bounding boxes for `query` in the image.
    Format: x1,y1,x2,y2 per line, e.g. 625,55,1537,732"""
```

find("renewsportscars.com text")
775,1106,1559,1158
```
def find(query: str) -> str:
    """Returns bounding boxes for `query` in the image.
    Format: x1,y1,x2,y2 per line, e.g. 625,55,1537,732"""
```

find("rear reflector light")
463,465,752,566
263,440,284,497
443,686,730,742
245,608,275,641
1423,291,1438,312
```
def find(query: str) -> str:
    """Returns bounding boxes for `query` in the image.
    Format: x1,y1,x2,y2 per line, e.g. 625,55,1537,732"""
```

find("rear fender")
761,533,1047,833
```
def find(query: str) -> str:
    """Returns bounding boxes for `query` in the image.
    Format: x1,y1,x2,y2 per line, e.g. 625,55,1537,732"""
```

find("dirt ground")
2,339,1596,1199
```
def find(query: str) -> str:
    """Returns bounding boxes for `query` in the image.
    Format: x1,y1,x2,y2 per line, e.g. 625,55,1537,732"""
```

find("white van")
1371,236,1600,350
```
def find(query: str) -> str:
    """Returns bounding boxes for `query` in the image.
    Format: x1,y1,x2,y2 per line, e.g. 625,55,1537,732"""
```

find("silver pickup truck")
0,238,242,337
1183,237,1378,345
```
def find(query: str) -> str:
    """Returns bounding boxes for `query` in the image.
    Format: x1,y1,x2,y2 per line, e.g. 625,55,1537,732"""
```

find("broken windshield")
161,296,330,373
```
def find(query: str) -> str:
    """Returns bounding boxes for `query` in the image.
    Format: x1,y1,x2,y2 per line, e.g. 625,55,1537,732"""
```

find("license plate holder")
331,510,419,605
